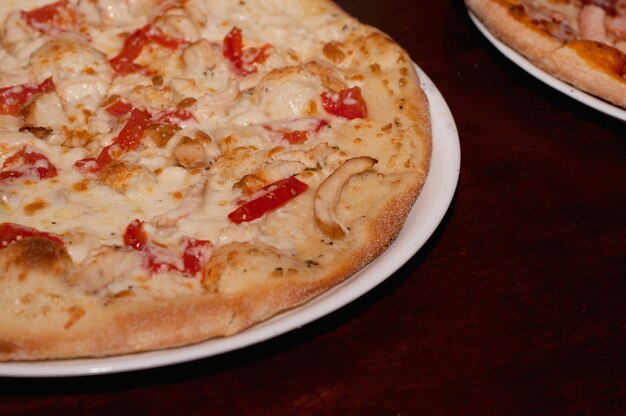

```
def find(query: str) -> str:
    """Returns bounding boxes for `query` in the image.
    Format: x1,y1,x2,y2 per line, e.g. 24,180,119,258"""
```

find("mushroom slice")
314,156,377,238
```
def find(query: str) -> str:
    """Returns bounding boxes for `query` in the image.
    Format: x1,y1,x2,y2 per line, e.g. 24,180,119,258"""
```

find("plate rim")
0,64,460,378
469,12,626,122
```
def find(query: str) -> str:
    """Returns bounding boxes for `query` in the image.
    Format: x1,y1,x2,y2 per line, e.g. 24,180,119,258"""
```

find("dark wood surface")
1,1,625,414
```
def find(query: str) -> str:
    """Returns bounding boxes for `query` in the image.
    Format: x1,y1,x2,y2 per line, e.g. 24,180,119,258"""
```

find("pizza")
466,0,626,109
0,0,431,360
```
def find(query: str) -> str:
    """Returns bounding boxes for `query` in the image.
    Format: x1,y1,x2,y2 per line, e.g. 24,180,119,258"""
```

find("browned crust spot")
567,40,626,80
1,237,72,276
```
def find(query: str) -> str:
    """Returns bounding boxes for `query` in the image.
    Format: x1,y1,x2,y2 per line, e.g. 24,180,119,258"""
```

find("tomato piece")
321,87,368,120
75,107,151,174
222,27,271,76
21,0,77,34
0,77,55,116
0,147,58,181
123,220,212,276
228,176,308,224
156,110,195,127
0,222,64,249
110,24,189,76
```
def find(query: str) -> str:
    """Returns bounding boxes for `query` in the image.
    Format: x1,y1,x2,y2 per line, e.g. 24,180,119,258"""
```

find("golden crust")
547,41,626,108
466,0,563,61
0,0,431,361
466,0,626,108
0,237,72,276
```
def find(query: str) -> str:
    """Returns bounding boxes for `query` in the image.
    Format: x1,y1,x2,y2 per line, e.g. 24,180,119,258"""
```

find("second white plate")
470,12,626,122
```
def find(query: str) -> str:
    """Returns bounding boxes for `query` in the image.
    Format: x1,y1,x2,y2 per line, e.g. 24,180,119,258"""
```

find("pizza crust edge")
466,0,626,109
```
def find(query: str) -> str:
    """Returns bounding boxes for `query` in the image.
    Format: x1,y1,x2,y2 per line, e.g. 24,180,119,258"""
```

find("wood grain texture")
1,0,625,414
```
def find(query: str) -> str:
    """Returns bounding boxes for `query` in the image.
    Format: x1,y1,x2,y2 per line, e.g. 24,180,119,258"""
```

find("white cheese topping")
0,0,364,295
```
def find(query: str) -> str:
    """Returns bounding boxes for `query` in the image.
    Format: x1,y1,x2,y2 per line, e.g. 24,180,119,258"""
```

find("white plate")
469,12,626,122
0,65,460,378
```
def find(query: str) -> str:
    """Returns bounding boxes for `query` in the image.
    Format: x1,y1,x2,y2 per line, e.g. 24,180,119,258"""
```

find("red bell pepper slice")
123,220,212,276
75,106,151,174
0,222,64,249
0,147,58,181
321,87,368,120
180,237,213,276
110,24,189,76
263,119,328,144
123,219,148,250
106,99,134,117
228,176,308,224
283,120,329,144
222,27,271,76
21,0,77,34
0,77,55,117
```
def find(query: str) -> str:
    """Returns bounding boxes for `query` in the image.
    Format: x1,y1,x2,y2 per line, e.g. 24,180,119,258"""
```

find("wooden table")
1,1,624,414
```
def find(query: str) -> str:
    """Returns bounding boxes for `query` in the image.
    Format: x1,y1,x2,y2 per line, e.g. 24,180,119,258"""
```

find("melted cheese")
0,0,366,296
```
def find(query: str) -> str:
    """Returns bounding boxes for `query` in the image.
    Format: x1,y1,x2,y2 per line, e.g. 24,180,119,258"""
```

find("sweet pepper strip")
228,176,309,224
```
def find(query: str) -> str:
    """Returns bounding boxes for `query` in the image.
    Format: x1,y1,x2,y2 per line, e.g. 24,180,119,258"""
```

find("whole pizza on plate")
466,0,626,109
0,0,431,361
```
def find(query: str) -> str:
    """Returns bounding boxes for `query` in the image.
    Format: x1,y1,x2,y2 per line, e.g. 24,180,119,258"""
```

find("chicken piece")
98,161,157,194
21,92,70,132
172,136,204,168
182,0,211,27
0,70,30,89
29,39,113,109
65,246,142,293
144,123,180,148
87,0,157,27
579,5,607,42
218,129,270,155
273,143,335,169
169,78,202,98
301,61,347,92
129,84,177,112
192,80,241,121
252,65,326,119
211,146,265,184
182,40,227,81
62,127,96,148
76,0,104,26
155,9,201,42
151,177,207,234
1,11,44,60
